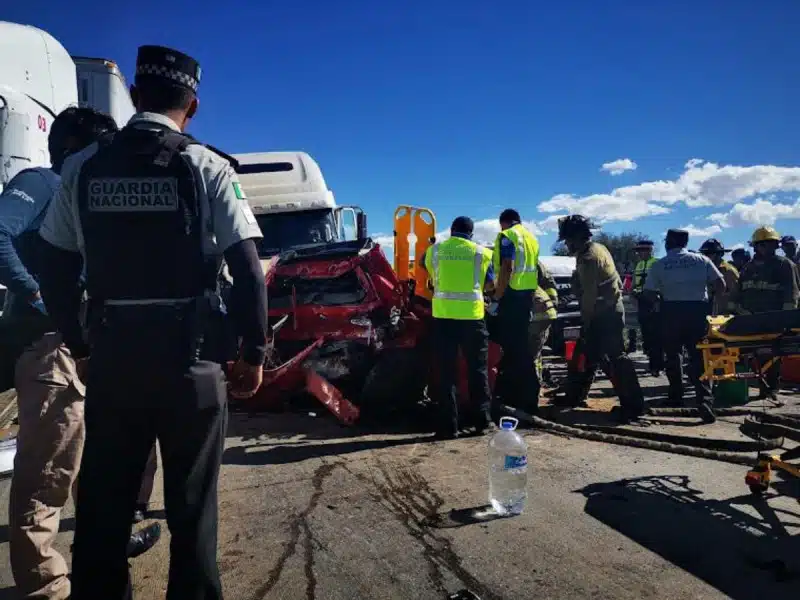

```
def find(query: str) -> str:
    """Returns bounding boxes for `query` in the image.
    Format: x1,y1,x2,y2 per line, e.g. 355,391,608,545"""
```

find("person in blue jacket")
0,108,109,390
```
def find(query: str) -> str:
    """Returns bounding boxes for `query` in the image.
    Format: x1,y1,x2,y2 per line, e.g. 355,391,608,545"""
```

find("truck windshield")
255,209,337,257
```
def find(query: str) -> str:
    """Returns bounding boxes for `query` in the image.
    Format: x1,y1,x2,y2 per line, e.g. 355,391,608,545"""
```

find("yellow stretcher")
697,310,800,387
697,309,800,500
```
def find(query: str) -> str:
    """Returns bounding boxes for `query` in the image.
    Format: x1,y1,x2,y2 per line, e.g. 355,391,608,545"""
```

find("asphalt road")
0,365,799,600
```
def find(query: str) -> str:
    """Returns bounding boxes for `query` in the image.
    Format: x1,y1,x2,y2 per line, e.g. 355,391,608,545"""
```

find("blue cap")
499,417,518,430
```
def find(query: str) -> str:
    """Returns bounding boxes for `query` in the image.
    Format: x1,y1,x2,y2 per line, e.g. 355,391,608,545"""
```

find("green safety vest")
633,257,657,292
492,223,540,291
424,237,492,320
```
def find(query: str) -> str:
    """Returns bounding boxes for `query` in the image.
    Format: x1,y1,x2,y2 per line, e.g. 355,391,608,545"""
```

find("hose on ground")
501,405,787,467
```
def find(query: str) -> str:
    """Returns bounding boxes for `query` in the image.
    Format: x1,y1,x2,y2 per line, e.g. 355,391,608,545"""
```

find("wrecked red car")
231,236,502,425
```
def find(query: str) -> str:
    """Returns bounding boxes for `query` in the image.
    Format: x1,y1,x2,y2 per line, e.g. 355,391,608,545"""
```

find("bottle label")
504,455,528,470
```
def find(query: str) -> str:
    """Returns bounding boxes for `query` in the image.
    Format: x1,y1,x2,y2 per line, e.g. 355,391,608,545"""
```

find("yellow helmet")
751,226,781,244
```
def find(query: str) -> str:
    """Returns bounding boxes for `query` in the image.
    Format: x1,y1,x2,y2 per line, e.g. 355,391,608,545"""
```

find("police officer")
644,229,723,423
731,248,751,272
530,261,557,394
491,209,541,415
5,107,159,600
557,215,645,422
424,217,494,438
734,226,799,397
699,238,738,316
631,240,662,375
37,45,269,599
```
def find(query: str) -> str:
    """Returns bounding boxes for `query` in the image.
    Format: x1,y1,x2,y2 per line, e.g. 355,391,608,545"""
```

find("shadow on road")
425,504,509,529
222,435,432,466
578,475,800,600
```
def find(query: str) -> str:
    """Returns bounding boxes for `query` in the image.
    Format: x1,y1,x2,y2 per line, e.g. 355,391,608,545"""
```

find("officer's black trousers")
71,345,227,600
433,318,491,434
636,298,663,372
661,301,712,406
496,291,537,413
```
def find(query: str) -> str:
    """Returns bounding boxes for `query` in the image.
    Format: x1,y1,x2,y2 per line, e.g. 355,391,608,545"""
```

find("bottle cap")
499,417,518,431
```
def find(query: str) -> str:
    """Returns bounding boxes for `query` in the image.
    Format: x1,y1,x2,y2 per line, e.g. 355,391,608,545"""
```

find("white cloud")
601,158,638,176
708,197,800,228
678,223,722,238
540,159,800,223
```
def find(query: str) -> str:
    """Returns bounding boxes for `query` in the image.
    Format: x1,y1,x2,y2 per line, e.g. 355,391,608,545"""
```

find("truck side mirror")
357,212,368,240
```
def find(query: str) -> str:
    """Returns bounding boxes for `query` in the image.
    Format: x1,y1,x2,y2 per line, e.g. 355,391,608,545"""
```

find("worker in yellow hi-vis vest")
631,239,663,376
491,209,541,416
423,217,495,439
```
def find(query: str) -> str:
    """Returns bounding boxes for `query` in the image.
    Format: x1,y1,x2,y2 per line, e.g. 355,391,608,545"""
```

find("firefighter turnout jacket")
735,254,799,313
425,236,493,320
710,260,739,315
575,242,623,321
492,223,540,291
533,261,558,322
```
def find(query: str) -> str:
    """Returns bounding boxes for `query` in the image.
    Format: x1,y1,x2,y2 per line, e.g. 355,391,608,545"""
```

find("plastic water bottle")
488,417,528,516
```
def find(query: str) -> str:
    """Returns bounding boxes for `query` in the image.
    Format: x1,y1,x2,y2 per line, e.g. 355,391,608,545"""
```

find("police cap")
781,235,797,245
666,228,690,246
136,45,201,92
634,239,654,250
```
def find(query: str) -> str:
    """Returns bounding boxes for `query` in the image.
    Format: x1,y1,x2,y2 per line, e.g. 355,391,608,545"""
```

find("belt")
104,297,196,307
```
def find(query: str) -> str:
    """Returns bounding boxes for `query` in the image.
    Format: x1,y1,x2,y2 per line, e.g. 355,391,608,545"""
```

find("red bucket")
564,340,577,361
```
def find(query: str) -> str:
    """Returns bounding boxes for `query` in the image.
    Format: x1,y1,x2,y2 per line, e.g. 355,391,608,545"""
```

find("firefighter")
557,215,645,422
699,238,738,316
644,229,723,423
631,240,662,376
731,248,752,272
424,216,494,438
734,226,799,397
492,209,541,415
530,261,558,396
37,45,269,599
781,235,799,264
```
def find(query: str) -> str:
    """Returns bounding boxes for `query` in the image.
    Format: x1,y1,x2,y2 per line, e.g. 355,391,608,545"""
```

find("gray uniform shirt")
644,248,723,302
39,112,262,259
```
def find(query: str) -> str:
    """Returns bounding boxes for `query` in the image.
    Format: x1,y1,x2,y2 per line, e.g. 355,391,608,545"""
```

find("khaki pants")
529,319,552,386
8,333,157,599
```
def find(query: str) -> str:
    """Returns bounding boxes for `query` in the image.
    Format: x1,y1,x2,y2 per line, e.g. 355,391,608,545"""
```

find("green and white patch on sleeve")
232,181,247,200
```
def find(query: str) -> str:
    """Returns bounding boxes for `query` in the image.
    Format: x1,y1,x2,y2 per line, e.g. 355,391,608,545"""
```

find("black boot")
127,522,162,558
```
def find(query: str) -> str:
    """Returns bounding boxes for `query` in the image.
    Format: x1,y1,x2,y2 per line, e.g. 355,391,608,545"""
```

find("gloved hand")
486,301,499,316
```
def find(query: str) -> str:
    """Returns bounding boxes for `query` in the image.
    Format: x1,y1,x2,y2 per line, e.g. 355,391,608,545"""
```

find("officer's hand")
228,359,263,399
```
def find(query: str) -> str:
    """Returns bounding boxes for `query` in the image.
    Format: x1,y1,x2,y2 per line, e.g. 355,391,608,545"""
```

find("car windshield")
254,209,337,257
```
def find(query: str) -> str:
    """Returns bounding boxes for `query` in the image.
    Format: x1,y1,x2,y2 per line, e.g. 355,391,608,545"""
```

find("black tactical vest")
76,124,217,302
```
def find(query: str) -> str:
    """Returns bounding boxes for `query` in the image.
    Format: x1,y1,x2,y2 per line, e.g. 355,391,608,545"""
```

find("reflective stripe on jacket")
424,236,492,320
533,261,558,321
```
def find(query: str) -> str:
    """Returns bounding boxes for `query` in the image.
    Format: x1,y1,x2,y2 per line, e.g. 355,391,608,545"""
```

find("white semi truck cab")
235,151,367,257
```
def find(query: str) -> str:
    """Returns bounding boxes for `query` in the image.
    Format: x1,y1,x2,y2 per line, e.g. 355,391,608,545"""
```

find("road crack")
251,461,339,600
347,459,506,600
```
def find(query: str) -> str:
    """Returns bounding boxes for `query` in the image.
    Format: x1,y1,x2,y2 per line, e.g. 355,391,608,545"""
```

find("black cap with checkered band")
135,45,202,92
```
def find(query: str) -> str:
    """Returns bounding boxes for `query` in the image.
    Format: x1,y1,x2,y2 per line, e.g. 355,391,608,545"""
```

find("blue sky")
6,0,800,255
